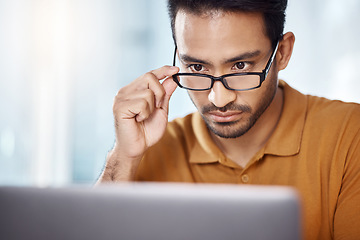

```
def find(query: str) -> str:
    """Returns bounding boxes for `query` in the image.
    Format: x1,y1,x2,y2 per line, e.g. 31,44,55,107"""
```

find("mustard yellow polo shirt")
135,81,360,240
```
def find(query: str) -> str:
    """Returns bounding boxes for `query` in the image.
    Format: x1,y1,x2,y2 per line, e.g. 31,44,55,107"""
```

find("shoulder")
161,112,198,146
301,94,360,165
280,81,360,157
306,95,360,131
307,94,360,114
282,80,360,121
281,80,360,131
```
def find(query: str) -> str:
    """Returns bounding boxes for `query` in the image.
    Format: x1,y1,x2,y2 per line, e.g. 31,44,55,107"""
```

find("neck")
210,86,284,168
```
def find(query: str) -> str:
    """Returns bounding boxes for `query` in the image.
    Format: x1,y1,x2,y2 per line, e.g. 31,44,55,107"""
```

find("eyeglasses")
172,42,279,91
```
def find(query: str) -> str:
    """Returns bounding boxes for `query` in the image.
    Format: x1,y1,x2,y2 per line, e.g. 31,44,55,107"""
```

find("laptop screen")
0,183,301,240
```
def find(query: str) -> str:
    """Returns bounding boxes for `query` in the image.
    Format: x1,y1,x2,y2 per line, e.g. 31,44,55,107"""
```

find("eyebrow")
224,50,262,64
179,50,262,66
179,54,210,65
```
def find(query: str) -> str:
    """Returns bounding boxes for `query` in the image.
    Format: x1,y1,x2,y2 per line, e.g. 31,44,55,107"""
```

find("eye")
234,62,245,70
189,64,204,72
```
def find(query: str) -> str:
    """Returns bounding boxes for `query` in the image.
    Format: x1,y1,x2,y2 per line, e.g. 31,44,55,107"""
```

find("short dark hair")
168,0,287,48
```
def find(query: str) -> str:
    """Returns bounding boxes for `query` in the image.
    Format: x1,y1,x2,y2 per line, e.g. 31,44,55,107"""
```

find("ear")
276,32,295,71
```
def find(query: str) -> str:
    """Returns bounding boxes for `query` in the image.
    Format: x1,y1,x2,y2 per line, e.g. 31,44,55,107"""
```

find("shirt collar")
189,80,307,164
189,112,224,164
263,80,306,156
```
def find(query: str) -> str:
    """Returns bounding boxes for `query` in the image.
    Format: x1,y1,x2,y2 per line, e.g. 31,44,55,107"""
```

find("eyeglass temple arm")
172,46,178,66
264,42,279,75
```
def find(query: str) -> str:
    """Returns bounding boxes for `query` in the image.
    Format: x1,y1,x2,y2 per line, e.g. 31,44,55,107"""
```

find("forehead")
174,10,271,57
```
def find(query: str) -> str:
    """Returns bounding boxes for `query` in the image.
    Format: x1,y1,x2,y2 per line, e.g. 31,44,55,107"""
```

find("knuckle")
113,92,125,107
112,98,124,114
144,89,155,99
115,86,129,98
138,98,149,109
157,85,166,96
142,72,156,81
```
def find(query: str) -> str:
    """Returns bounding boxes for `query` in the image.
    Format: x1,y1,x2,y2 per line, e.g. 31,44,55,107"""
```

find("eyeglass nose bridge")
210,75,232,90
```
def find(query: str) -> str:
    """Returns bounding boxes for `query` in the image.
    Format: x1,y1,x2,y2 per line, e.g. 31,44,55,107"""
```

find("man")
98,0,360,239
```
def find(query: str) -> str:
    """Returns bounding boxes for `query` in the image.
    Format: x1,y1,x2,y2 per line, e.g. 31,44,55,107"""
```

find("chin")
206,119,253,139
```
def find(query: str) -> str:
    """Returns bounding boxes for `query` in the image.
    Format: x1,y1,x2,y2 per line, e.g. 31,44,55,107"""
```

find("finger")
146,76,166,108
127,72,165,109
114,89,155,122
160,76,178,113
125,98,152,122
130,66,179,108
146,68,178,108
150,66,179,108
135,89,156,117
150,65,179,80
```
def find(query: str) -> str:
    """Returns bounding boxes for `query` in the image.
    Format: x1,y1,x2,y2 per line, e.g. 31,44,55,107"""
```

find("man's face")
174,10,279,139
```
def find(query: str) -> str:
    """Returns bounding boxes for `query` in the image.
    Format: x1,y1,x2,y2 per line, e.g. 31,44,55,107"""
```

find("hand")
112,65,179,160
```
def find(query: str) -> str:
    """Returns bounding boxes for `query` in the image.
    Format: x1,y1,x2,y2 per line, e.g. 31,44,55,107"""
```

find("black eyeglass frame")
172,42,279,91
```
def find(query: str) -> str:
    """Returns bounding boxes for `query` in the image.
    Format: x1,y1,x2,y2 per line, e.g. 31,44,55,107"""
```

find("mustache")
201,102,252,114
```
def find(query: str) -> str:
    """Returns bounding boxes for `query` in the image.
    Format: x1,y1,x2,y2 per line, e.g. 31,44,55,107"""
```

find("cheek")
188,91,210,107
251,74,279,109
238,84,272,110
239,91,261,108
250,67,278,98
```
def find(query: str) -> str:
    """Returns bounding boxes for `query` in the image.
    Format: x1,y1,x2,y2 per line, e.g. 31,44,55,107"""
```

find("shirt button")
241,174,249,183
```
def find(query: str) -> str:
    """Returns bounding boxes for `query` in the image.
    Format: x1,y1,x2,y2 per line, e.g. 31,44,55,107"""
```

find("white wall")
0,0,359,186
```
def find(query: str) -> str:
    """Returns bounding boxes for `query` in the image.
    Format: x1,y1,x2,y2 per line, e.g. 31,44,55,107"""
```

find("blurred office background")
0,0,359,186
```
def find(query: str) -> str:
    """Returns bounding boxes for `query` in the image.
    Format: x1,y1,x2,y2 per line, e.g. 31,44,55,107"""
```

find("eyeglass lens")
177,74,261,90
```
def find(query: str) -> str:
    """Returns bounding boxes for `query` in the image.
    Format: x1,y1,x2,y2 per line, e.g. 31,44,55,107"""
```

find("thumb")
160,76,178,113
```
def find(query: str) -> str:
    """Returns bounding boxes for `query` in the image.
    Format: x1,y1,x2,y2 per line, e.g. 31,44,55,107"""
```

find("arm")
333,129,360,239
96,65,179,183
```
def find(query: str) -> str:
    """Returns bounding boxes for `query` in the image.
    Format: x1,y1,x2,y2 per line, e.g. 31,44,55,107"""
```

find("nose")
208,81,237,108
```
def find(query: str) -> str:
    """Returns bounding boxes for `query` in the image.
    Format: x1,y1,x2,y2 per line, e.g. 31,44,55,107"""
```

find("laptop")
0,183,301,240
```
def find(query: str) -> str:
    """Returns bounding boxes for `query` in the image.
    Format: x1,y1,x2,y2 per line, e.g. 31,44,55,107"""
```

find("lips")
207,111,243,123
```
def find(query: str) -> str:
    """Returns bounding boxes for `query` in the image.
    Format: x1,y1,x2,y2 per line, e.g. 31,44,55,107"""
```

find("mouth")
207,111,244,123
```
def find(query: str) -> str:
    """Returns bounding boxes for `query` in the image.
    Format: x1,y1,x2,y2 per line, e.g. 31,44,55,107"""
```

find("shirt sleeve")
333,128,360,239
